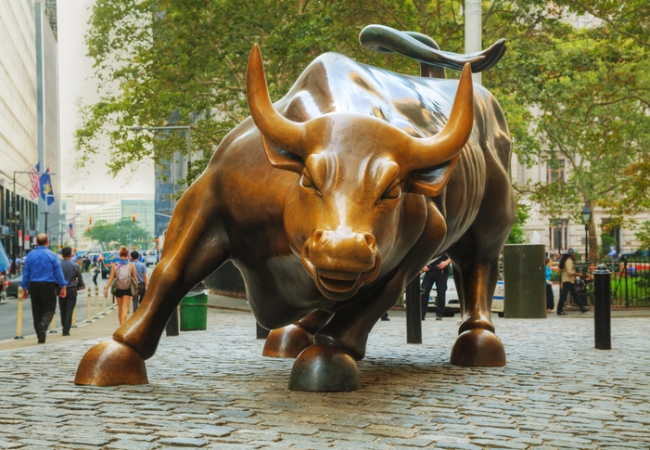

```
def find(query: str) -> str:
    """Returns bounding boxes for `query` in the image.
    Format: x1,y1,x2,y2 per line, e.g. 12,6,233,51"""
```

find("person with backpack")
104,246,138,325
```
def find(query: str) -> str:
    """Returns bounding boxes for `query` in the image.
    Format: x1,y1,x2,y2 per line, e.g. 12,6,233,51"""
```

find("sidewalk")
3,290,649,353
0,300,649,448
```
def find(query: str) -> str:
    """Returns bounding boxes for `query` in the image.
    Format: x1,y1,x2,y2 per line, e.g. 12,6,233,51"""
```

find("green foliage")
83,219,150,250
77,0,650,230
600,232,616,258
506,199,530,244
635,221,650,251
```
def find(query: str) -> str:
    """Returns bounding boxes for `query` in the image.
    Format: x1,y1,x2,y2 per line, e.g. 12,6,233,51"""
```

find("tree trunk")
588,199,599,266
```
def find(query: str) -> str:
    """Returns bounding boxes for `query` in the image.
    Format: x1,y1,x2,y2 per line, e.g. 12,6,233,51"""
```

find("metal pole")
465,0,482,85
166,307,180,336
623,258,630,308
405,276,422,344
256,322,270,339
593,264,611,349
14,289,24,339
186,128,192,182
11,173,16,275
585,224,589,272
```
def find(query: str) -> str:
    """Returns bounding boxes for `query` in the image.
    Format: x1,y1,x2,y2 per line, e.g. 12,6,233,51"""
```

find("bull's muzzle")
301,229,381,301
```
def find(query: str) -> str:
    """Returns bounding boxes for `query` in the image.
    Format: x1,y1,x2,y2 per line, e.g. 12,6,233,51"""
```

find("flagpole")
11,169,56,274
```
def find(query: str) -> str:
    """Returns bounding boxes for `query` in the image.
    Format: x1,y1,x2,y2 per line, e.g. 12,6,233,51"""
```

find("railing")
575,257,650,307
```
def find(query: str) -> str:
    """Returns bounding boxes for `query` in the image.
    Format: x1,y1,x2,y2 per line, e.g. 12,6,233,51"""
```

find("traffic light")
89,216,93,225
132,214,136,222
86,227,91,232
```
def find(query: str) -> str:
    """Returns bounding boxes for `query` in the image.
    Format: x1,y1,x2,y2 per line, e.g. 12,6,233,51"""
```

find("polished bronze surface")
262,325,314,358
288,344,361,392
75,25,514,391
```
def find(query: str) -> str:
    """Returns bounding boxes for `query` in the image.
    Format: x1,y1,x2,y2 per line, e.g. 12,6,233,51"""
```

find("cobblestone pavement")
1,310,649,449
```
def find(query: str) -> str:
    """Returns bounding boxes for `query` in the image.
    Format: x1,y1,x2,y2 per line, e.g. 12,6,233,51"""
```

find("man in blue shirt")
21,234,67,343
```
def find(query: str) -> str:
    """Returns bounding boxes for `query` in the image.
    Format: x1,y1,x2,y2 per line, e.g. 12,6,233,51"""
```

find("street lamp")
581,203,592,270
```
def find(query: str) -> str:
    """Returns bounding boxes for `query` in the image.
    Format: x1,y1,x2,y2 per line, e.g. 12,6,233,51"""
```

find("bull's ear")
408,155,459,197
261,135,304,173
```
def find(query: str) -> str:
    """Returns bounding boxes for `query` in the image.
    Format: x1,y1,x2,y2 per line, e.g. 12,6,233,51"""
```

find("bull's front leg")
75,173,229,386
287,274,407,392
262,310,334,358
448,258,505,367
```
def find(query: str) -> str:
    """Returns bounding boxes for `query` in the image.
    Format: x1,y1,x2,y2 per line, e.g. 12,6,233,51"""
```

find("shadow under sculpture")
75,25,514,392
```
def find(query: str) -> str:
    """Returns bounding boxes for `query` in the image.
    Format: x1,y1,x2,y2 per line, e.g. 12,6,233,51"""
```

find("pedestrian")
420,254,451,320
130,250,148,313
545,257,554,313
104,246,138,325
19,233,67,343
59,247,84,336
92,264,100,286
557,248,588,315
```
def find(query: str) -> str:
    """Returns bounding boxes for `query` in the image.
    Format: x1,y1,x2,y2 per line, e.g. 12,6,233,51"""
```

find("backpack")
116,263,132,289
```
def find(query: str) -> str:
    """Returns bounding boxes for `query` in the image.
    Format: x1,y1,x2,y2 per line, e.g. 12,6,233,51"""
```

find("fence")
576,257,650,307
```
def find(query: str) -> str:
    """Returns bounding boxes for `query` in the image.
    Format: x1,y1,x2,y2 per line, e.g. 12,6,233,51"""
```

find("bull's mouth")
317,270,361,294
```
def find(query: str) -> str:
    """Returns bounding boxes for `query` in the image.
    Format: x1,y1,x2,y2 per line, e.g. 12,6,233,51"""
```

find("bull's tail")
359,24,506,79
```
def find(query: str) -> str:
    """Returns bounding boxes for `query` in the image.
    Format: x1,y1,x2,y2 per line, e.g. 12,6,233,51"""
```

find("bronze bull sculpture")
76,26,514,392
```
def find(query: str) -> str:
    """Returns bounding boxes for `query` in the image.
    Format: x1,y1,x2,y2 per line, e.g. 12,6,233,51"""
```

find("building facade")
0,0,59,263
69,195,155,251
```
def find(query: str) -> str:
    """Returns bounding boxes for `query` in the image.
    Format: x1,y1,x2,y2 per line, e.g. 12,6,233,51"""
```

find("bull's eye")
377,181,401,205
301,172,315,189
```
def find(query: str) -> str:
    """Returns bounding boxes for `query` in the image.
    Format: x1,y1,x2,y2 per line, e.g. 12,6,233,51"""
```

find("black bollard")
405,276,422,344
593,264,611,350
256,322,270,339
166,307,180,336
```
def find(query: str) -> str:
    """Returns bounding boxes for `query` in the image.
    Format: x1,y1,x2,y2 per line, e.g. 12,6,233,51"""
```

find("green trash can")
180,290,208,331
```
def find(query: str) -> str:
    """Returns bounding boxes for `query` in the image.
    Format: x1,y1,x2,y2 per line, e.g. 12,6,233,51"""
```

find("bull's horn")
409,63,474,170
247,44,305,155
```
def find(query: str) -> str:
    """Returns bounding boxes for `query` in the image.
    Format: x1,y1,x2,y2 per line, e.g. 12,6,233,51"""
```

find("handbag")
130,278,137,297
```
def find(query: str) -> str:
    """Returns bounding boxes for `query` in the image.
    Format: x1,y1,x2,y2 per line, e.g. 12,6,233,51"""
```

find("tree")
84,219,149,250
75,0,555,187
76,1,650,258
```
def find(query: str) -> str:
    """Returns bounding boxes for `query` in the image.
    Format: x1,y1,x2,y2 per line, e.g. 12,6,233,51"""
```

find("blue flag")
40,168,54,205
0,241,9,273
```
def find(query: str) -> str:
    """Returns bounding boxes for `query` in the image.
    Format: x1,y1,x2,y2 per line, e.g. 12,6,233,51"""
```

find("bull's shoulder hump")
279,52,468,136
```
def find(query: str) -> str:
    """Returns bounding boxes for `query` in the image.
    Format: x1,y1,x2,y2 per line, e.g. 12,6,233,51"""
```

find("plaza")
0,302,649,449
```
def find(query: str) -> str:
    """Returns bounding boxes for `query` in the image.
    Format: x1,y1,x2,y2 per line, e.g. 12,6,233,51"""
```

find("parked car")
426,273,504,317
145,250,158,266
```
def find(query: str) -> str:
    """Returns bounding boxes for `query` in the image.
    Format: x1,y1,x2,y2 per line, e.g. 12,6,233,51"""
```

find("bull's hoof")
450,329,506,367
75,340,148,386
262,325,314,358
288,343,360,392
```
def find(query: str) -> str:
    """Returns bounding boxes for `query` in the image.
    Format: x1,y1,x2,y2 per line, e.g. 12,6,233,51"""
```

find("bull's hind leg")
75,172,229,386
447,143,513,367
448,258,505,366
263,310,333,358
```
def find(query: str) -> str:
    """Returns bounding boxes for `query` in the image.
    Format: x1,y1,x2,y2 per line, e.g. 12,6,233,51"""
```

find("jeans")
420,269,448,319
58,287,78,333
558,281,586,313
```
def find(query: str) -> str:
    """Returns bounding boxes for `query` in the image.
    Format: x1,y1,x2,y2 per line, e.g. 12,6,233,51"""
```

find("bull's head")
247,45,473,301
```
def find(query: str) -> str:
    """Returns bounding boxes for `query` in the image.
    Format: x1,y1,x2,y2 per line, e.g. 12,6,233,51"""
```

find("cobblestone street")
1,309,649,449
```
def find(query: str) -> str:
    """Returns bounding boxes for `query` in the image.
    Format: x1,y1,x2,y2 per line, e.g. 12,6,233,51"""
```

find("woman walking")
104,246,138,325
545,258,554,313
557,249,588,315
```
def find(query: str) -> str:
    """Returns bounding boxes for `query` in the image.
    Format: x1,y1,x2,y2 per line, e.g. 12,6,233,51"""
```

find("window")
546,159,565,184
549,219,568,253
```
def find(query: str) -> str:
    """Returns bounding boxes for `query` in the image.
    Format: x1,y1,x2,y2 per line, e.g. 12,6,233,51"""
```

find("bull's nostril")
312,230,324,244
363,233,376,251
